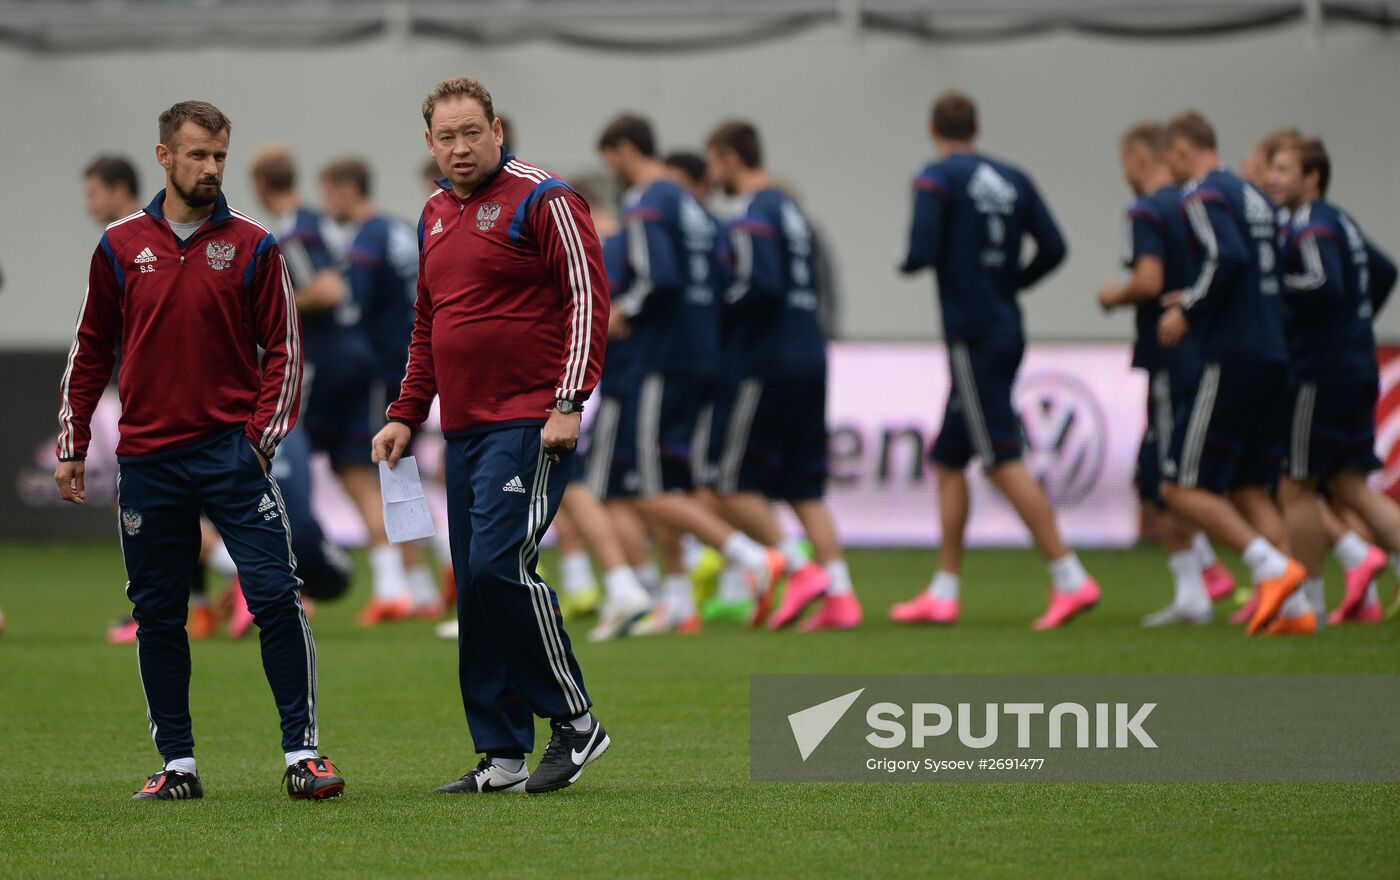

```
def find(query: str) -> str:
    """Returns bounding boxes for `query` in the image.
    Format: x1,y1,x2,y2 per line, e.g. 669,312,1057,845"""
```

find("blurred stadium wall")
0,2,1396,542
0,1,1395,346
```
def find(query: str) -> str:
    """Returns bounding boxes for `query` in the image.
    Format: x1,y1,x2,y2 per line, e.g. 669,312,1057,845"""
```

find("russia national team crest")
121,508,143,536
476,202,502,232
205,240,237,270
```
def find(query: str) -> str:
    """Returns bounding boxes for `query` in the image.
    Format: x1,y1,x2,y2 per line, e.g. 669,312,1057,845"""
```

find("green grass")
1,540,1397,878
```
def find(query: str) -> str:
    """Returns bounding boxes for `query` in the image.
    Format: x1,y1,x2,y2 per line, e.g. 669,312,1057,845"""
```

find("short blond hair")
422,77,495,129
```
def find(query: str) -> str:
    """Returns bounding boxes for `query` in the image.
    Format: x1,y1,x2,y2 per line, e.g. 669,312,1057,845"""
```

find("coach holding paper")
372,77,611,794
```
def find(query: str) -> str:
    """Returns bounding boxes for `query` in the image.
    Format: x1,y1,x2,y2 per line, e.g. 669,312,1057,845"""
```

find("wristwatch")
554,399,583,415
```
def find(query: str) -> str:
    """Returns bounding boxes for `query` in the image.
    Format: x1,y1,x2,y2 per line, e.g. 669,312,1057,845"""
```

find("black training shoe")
525,718,610,793
132,768,203,801
283,756,345,800
433,757,529,794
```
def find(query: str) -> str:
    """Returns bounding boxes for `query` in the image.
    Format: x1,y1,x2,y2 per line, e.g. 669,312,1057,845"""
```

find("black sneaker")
525,718,610,793
433,757,529,794
283,756,345,800
132,768,203,801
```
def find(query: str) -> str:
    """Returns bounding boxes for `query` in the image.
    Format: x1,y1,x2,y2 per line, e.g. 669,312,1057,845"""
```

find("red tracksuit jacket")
387,155,608,434
57,191,301,461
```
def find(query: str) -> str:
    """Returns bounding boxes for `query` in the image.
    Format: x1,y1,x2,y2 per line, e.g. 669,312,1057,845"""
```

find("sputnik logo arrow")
787,688,864,761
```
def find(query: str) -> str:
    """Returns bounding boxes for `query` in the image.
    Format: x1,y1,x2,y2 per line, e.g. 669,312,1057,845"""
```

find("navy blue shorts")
301,364,377,471
632,371,714,496
1165,362,1288,492
1136,369,1175,507
581,392,639,500
710,375,828,501
931,338,1026,470
1285,373,1382,482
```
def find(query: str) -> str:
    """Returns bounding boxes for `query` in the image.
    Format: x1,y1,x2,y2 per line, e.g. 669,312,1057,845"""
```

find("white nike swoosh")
571,725,602,765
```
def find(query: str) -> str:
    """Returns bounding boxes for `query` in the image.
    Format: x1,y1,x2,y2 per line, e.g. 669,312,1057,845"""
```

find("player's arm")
899,169,947,273
615,196,684,320
1366,237,1397,315
1017,182,1068,291
54,239,124,503
244,236,302,462
1282,225,1345,302
1177,190,1247,321
724,213,785,312
281,233,345,314
1100,203,1165,310
385,218,438,431
535,189,609,405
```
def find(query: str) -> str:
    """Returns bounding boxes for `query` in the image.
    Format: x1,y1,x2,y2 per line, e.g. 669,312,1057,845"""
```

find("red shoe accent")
889,592,959,625
1202,562,1236,603
746,549,787,629
140,775,165,794
1262,610,1317,636
1338,546,1387,622
1032,577,1101,631
357,597,413,627
306,758,339,778
798,593,863,632
1247,560,1307,636
767,563,830,630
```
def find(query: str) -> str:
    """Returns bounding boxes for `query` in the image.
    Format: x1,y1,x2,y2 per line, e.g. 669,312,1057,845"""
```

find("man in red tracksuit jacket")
54,101,344,802
372,77,610,795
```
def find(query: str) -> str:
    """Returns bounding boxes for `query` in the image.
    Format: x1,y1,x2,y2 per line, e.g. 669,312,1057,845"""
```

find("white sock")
491,756,525,774
1167,550,1209,610
1192,532,1219,569
721,531,769,570
927,570,960,602
681,534,704,573
207,540,237,577
165,757,197,776
1048,553,1089,595
664,574,696,618
1242,537,1289,584
825,560,854,597
407,565,438,608
603,566,648,605
1301,576,1326,621
568,711,593,732
284,749,316,767
1280,587,1314,620
718,566,749,603
637,561,662,595
369,545,410,602
780,538,811,571
1365,581,1381,605
560,551,595,597
1333,531,1372,572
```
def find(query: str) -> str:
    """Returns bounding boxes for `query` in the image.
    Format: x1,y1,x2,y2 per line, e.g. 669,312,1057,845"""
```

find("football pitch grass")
1,540,1397,879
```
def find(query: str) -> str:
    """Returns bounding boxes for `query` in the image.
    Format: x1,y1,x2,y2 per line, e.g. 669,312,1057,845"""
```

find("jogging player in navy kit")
598,114,788,629
891,91,1100,630
704,120,863,633
375,78,610,794
1098,122,1236,626
1155,111,1307,636
55,101,343,801
1268,137,1400,631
